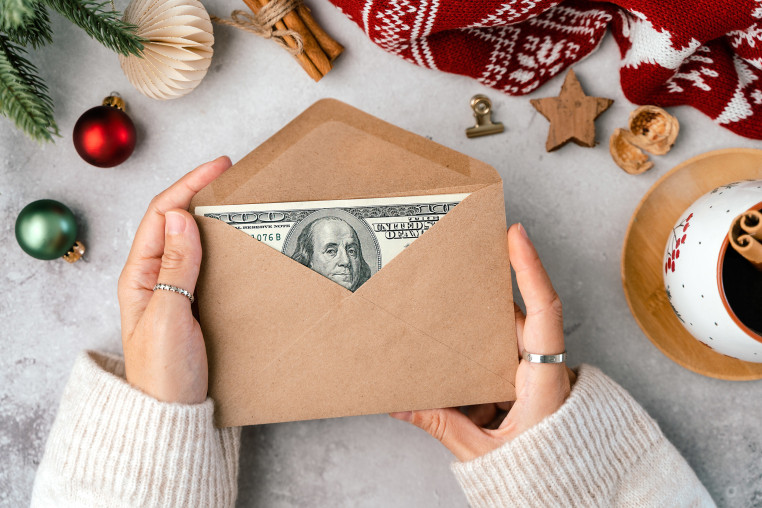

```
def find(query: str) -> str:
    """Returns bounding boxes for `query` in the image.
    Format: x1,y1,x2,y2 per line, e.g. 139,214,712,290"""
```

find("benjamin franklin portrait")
289,215,374,291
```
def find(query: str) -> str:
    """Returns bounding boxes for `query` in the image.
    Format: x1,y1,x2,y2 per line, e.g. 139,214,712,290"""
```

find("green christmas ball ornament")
15,199,85,262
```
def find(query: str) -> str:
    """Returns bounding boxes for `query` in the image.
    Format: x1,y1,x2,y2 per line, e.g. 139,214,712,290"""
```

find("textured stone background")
1,1,762,506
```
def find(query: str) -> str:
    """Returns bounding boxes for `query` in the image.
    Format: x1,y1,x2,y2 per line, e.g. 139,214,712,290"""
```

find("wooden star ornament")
530,69,613,152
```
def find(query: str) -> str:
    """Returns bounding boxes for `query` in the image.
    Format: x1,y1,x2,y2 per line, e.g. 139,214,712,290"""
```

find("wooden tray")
622,148,762,381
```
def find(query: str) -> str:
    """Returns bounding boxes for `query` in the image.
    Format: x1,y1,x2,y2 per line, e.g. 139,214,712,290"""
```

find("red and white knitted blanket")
329,0,762,139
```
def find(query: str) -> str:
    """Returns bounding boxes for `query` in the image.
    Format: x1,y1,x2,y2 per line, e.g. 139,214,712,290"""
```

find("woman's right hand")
118,156,232,405
391,223,575,462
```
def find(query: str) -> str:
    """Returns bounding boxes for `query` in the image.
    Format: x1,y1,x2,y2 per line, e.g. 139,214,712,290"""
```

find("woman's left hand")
117,156,231,404
390,224,575,461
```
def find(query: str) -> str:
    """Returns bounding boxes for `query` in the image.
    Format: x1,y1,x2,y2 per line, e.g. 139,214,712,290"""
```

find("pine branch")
0,34,58,142
4,3,52,48
0,0,38,30
42,0,144,56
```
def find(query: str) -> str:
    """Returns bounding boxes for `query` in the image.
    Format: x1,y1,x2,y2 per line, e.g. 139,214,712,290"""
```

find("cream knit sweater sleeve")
32,353,713,507
30,351,240,508
451,365,715,507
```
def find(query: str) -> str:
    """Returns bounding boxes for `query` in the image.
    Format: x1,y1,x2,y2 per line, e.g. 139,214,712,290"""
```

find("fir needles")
0,0,144,142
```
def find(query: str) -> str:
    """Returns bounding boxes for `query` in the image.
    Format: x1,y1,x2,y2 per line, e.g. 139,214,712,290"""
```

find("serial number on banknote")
195,193,469,291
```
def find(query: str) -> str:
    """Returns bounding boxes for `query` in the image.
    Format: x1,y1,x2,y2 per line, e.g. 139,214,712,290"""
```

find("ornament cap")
102,93,126,111
63,240,86,263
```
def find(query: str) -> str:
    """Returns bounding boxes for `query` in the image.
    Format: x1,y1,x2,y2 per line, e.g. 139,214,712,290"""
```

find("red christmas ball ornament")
73,94,136,167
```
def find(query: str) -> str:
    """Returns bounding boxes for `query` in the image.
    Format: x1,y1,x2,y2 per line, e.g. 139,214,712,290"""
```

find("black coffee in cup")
722,246,762,336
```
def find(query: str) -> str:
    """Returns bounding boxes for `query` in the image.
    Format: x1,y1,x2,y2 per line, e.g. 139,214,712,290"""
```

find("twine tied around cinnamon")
211,0,304,55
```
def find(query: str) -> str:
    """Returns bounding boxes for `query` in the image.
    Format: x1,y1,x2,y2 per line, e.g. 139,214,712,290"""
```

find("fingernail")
165,211,186,235
214,155,232,167
518,223,529,238
389,411,412,422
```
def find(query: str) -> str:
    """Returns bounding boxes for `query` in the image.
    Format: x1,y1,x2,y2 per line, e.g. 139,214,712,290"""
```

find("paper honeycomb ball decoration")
119,0,214,100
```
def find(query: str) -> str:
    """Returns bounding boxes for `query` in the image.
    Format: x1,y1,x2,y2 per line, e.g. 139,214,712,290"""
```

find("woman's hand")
118,156,232,404
390,223,575,461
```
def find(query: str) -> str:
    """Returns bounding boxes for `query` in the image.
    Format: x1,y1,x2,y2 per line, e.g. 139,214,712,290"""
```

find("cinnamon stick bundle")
242,0,343,81
729,209,762,271
741,209,762,237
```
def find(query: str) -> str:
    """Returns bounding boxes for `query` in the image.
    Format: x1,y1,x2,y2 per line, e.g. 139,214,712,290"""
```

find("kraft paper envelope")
190,99,518,427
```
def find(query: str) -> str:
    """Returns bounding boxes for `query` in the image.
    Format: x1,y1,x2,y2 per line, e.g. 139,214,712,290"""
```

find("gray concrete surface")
2,1,761,506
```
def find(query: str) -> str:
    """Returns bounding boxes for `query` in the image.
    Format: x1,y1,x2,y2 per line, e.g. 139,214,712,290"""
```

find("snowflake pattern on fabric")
329,0,762,139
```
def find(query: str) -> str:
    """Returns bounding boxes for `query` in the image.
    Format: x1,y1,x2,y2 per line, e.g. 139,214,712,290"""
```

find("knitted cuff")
31,351,240,508
451,365,665,507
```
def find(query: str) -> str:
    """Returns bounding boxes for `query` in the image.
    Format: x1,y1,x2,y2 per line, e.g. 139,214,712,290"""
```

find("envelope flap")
195,215,350,372
355,182,518,378
215,294,516,426
190,99,501,208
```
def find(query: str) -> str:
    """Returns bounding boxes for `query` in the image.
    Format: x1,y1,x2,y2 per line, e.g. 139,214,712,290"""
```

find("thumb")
155,209,202,301
391,408,499,461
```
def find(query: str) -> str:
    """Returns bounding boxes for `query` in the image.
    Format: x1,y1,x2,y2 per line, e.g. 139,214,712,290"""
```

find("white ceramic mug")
663,180,762,363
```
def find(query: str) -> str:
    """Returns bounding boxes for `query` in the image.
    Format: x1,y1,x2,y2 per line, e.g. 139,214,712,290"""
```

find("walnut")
627,105,679,155
609,128,654,175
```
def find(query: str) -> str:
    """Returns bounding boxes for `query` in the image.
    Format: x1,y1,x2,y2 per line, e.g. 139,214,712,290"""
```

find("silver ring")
153,283,195,303
522,350,566,364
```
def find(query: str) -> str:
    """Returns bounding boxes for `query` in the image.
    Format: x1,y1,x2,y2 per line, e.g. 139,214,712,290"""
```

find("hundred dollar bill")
195,193,469,291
